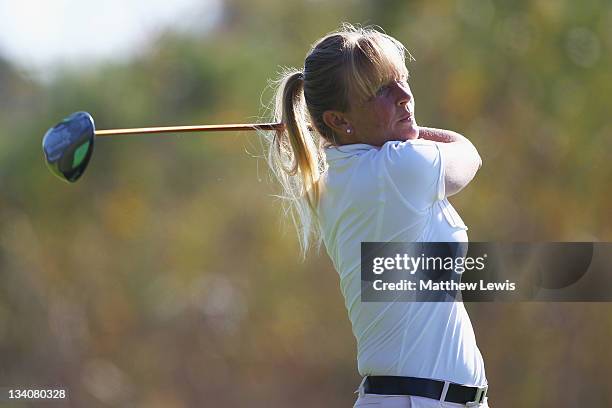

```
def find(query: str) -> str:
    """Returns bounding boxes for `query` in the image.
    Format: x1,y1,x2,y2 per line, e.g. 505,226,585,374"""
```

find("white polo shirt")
318,139,487,387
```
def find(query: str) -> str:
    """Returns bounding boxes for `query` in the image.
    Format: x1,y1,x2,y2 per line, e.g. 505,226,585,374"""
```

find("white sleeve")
380,140,445,210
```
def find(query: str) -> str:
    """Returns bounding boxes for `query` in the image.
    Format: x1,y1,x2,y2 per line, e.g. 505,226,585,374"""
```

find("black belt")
363,376,488,405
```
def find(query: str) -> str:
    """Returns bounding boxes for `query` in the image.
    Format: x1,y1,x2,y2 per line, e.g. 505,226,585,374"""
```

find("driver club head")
42,111,95,183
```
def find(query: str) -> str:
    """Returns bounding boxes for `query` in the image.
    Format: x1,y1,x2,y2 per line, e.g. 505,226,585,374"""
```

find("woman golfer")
266,24,488,407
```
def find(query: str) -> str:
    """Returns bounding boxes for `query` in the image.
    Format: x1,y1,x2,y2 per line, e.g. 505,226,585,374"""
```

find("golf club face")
42,111,95,183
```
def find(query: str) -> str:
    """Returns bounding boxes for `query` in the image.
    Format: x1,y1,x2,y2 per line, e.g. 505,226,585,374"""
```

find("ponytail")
265,68,327,259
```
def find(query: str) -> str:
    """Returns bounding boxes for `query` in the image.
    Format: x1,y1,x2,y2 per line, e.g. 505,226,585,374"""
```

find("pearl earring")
346,128,352,134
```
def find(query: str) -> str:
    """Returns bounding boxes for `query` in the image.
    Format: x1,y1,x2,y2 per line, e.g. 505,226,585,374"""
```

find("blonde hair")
264,23,412,259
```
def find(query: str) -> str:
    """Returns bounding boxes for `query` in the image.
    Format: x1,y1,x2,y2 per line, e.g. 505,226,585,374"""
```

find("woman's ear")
322,110,350,135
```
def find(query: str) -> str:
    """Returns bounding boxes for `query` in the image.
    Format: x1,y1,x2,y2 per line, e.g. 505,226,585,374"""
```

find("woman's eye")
376,85,390,96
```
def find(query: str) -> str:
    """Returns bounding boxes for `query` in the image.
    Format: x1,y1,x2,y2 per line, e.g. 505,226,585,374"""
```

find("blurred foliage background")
1,0,612,406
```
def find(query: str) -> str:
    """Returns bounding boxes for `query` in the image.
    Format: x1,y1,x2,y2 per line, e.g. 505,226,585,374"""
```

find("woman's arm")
418,127,482,197
418,127,462,143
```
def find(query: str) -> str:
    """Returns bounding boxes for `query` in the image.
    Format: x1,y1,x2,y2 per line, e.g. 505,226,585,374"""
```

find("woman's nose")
397,91,411,106
396,84,412,106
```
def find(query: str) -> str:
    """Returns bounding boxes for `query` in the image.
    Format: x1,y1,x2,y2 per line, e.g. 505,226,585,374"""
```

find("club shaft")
95,122,285,136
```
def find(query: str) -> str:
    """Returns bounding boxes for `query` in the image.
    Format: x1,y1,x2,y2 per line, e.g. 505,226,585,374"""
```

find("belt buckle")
466,385,488,407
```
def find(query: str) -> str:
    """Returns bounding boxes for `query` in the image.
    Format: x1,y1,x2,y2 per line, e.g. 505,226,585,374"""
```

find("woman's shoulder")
381,138,438,150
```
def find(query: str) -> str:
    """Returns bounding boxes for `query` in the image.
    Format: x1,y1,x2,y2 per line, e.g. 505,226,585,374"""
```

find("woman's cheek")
374,105,393,127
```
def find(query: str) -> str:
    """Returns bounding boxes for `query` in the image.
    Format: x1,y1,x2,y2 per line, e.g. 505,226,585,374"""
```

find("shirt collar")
324,143,376,162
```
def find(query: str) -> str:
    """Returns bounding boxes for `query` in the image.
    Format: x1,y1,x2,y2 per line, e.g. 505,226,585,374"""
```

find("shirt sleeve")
380,139,445,211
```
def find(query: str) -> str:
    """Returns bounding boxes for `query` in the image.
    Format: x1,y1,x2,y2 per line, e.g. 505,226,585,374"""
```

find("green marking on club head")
72,141,90,169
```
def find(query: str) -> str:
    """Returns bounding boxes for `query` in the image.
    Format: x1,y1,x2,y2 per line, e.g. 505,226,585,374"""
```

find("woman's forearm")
417,127,464,143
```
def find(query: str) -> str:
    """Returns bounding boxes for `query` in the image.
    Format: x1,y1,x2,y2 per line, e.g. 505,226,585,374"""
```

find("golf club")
42,111,284,183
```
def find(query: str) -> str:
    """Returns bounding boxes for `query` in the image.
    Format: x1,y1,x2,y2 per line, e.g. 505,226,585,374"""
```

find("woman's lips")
398,114,413,123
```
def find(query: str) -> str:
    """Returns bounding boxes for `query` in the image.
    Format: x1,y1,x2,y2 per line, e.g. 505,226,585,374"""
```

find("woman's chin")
383,124,420,143
409,126,419,139
400,124,419,140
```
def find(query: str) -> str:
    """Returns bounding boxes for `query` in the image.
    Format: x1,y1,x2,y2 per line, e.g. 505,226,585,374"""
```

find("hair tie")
297,71,305,81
